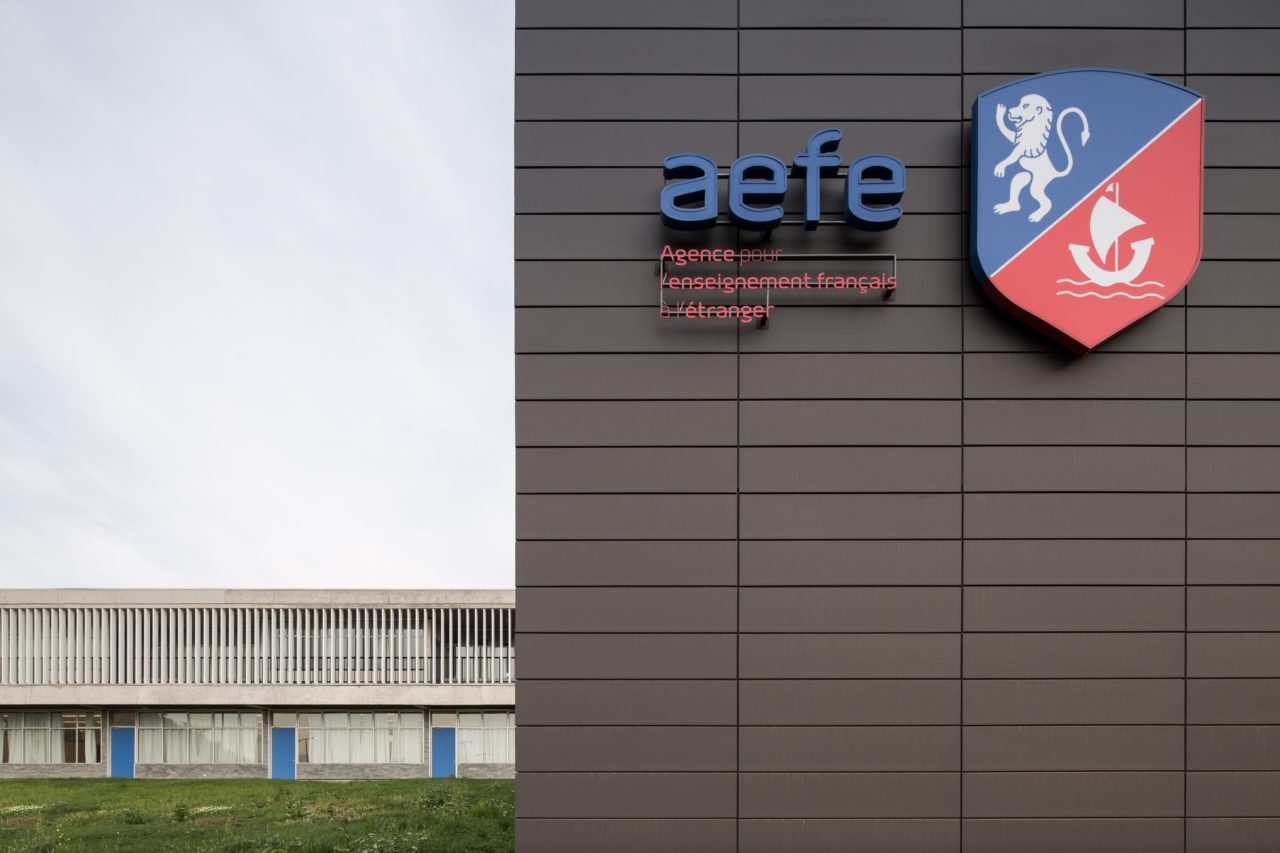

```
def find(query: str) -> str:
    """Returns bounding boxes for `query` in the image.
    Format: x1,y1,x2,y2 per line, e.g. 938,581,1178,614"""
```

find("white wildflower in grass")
188,805,233,816
1,804,45,815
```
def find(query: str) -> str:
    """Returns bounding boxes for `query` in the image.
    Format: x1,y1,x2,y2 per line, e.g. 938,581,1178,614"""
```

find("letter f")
792,129,843,230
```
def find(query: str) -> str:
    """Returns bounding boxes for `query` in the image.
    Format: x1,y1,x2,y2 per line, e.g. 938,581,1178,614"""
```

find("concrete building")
0,589,514,780
514,1,1280,851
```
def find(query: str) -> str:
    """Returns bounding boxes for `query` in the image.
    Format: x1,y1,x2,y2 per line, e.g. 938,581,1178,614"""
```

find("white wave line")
1055,290,1165,300
1055,279,1166,288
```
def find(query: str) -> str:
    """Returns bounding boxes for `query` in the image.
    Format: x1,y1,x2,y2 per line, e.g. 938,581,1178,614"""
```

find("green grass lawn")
0,777,513,853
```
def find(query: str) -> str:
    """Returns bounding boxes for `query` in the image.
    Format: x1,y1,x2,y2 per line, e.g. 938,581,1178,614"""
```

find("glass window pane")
187,729,207,762
325,728,347,763
170,728,189,764
215,726,237,762
138,729,165,763
35,727,56,758
396,728,423,764
456,729,482,765
64,729,79,763
351,728,376,762
491,729,511,764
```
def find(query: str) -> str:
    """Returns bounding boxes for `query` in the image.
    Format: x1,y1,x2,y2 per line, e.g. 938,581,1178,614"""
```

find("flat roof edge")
0,589,515,606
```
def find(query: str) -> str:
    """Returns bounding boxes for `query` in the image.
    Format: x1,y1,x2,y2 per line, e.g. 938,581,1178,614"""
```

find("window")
297,711,424,764
457,712,514,765
136,712,261,764
0,712,101,764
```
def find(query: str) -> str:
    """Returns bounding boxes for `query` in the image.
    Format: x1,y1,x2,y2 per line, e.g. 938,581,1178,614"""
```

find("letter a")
661,154,718,230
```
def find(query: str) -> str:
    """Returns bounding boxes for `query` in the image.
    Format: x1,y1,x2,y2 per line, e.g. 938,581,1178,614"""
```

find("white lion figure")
992,94,1090,223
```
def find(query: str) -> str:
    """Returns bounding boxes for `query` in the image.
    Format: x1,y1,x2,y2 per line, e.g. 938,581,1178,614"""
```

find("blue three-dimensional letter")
660,154,717,229
792,129,843,230
845,155,906,230
729,155,786,230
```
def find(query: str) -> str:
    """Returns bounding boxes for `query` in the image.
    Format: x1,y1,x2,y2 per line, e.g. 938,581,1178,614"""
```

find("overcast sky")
0,1,515,589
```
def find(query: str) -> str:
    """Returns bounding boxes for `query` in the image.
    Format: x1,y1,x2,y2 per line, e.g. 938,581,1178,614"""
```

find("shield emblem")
971,69,1204,353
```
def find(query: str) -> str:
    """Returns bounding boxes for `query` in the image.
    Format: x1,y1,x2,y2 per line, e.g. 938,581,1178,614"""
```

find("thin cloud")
0,0,515,588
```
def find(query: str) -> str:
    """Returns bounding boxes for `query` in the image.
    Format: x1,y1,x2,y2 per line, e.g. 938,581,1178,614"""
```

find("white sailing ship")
1058,183,1164,300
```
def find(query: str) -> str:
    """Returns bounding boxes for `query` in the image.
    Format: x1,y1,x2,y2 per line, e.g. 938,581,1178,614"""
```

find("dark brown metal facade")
514,1,1280,849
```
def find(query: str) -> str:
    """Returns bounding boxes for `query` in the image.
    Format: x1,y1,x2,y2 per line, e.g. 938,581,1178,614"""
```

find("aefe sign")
659,129,906,231
654,69,1204,352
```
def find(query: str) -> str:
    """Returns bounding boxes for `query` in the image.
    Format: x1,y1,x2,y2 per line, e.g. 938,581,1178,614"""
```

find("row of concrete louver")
0,606,514,686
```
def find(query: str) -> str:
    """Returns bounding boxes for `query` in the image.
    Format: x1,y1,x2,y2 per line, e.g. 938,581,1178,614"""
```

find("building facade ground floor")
0,590,515,780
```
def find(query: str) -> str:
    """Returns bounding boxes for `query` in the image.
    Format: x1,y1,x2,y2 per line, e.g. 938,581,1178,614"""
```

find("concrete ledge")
459,763,515,779
0,589,514,607
135,763,267,780
0,764,107,778
297,763,432,780
2,685,515,706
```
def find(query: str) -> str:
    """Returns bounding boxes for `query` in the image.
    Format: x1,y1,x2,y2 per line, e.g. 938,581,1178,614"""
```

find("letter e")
728,154,786,231
845,155,906,230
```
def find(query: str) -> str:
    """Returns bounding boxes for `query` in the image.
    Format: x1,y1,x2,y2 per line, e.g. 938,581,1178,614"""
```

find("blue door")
110,728,134,778
271,728,296,780
431,728,455,778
